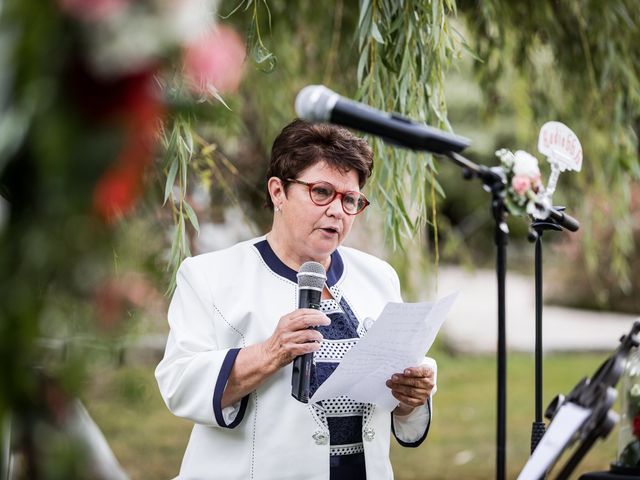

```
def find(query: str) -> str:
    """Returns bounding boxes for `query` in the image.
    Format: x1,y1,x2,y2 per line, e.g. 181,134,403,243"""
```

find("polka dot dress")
309,295,368,458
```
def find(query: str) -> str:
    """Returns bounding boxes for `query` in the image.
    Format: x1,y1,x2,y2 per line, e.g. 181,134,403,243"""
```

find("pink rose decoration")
512,175,531,196
183,25,246,96
58,0,128,22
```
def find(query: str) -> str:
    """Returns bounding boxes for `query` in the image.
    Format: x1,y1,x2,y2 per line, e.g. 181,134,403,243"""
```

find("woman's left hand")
386,366,435,416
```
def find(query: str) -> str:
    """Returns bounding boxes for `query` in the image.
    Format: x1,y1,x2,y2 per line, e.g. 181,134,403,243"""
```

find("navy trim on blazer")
391,399,432,447
254,239,344,286
213,348,249,428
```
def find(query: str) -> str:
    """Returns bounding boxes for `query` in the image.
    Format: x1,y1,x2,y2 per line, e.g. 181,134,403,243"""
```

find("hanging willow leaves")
355,0,464,254
223,0,277,71
162,110,257,293
162,116,197,293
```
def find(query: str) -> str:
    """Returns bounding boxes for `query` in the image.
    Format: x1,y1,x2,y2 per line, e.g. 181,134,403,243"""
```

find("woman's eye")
312,186,332,198
343,195,357,207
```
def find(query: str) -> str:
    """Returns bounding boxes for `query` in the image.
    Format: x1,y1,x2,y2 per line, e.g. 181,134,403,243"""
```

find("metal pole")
493,192,508,480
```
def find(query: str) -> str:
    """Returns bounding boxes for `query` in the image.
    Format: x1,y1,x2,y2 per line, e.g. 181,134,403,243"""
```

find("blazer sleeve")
391,356,437,447
155,257,248,428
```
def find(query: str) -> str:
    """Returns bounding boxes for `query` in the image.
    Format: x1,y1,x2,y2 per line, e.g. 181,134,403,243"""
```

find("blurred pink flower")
57,0,128,22
183,24,246,96
512,175,531,196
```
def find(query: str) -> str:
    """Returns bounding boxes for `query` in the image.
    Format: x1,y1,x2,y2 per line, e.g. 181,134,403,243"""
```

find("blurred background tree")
0,0,638,477
458,0,640,312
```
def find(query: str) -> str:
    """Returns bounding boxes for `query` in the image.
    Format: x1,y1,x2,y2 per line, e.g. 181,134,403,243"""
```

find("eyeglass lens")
309,183,366,214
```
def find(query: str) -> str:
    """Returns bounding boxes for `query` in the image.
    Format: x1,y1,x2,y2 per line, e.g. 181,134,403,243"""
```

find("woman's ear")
267,177,286,209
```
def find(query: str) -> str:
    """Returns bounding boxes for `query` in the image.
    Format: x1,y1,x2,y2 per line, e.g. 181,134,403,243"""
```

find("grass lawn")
85,349,619,479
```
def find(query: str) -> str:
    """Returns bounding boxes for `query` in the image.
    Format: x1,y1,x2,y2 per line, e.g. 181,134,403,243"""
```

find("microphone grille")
297,261,326,290
294,85,338,122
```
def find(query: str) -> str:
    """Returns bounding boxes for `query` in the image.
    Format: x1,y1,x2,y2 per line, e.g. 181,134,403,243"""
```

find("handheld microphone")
294,84,470,154
291,261,326,403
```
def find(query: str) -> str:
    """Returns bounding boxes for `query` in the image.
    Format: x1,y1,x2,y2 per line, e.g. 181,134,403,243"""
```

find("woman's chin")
305,240,340,262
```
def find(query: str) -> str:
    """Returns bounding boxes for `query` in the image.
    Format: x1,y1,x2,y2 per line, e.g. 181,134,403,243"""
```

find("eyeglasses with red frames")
286,178,370,215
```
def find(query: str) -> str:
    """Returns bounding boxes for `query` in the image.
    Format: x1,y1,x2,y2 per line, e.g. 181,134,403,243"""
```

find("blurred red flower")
67,59,159,121
183,24,246,96
91,67,164,223
93,157,145,223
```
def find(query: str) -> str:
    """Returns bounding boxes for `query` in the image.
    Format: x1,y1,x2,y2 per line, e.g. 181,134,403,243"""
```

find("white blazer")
155,236,435,480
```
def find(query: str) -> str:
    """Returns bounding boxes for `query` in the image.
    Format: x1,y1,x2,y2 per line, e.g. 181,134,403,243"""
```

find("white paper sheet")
309,292,458,411
517,402,591,480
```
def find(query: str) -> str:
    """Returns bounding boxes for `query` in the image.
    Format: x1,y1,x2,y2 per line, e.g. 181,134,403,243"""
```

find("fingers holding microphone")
263,308,330,370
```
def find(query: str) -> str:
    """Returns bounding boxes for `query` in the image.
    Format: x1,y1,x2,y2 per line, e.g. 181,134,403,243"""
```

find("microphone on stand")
291,261,326,403
295,84,470,154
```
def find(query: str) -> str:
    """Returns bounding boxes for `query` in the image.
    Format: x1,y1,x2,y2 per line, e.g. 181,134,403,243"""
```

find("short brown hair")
265,119,373,208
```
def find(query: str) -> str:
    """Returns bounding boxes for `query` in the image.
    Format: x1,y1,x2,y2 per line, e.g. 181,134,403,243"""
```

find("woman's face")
271,160,361,266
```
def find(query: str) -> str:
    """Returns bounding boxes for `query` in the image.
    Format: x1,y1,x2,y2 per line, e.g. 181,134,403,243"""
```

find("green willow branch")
162,117,198,294
356,0,463,255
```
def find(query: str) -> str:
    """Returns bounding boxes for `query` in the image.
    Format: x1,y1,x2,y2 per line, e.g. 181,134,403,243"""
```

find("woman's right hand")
261,308,331,371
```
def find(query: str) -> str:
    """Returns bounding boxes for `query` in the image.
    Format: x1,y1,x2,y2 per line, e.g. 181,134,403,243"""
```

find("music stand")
517,321,640,480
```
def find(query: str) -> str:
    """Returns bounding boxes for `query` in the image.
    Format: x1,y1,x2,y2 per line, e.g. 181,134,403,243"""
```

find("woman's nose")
325,194,345,217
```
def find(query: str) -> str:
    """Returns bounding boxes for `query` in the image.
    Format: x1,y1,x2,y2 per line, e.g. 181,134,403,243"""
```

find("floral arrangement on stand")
495,148,547,218
0,0,245,476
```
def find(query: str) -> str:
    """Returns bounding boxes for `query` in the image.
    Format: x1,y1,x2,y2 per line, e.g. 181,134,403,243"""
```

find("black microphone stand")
443,151,509,480
440,151,580,480
527,215,564,454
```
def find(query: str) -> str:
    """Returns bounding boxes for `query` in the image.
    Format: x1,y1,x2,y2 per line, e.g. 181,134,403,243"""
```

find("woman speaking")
156,119,436,479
